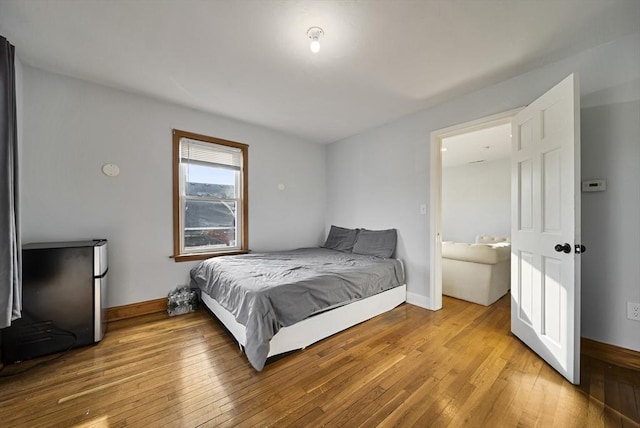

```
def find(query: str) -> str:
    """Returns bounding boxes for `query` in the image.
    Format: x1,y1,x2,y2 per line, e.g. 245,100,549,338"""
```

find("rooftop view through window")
184,163,237,250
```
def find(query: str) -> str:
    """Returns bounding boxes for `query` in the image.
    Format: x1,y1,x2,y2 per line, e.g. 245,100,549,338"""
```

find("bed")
189,227,406,371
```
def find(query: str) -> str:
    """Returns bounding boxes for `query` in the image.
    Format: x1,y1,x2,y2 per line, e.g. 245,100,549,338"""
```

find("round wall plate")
102,163,120,177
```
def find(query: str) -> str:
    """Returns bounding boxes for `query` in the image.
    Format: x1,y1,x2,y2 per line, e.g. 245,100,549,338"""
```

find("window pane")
184,200,237,249
185,163,237,198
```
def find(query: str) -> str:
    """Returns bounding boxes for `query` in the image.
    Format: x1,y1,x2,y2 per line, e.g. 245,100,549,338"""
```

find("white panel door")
511,74,581,384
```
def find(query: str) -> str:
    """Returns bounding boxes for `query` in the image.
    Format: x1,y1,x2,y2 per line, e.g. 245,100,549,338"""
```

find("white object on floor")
442,236,511,306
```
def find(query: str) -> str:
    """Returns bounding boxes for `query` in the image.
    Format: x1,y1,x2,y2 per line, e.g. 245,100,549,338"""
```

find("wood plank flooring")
0,295,638,427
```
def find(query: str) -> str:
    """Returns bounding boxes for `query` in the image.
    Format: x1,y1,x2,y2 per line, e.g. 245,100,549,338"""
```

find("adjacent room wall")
326,33,640,351
21,66,326,307
442,158,510,243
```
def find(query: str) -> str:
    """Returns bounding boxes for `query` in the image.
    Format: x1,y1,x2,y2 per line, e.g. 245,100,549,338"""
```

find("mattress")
190,247,405,370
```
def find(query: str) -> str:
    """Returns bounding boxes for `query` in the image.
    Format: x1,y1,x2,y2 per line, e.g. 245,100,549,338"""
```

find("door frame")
428,107,524,310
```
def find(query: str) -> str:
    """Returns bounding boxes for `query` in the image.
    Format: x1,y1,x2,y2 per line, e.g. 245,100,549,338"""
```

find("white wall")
21,66,326,307
581,99,640,352
327,33,640,351
442,158,510,243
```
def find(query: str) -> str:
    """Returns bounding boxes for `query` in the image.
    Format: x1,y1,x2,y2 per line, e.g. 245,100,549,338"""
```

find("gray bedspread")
190,247,405,371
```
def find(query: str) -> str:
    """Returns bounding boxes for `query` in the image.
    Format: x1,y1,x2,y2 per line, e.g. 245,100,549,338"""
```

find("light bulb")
310,38,320,53
307,27,324,54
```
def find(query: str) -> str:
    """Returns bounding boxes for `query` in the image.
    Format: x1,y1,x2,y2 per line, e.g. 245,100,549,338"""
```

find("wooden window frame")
172,129,249,262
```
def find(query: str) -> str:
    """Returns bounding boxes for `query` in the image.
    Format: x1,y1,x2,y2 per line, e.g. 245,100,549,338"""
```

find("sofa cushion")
442,242,510,264
475,235,510,244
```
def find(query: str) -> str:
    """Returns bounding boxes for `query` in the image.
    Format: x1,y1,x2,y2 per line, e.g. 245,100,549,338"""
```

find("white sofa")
442,235,511,306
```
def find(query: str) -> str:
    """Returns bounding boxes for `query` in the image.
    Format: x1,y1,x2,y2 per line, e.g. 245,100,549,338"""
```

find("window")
172,129,248,262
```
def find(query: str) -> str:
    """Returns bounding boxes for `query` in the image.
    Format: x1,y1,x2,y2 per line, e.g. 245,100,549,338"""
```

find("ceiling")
442,123,511,168
0,0,638,144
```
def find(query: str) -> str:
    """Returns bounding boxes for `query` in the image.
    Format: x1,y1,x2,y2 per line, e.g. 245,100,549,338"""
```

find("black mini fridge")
1,240,108,364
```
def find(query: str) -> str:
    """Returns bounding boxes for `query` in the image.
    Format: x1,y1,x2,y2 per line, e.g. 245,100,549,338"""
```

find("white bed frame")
200,284,407,359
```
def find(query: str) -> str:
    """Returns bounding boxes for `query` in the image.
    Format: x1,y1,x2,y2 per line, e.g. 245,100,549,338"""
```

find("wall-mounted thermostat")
582,179,606,192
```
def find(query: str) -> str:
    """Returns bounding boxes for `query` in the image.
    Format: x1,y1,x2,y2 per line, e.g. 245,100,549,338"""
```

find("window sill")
172,250,249,263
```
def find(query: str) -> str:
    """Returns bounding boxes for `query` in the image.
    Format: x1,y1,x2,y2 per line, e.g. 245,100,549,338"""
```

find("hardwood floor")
0,295,638,427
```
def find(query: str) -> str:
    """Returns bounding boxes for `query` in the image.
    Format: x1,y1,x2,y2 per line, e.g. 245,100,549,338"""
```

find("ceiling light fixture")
307,27,324,53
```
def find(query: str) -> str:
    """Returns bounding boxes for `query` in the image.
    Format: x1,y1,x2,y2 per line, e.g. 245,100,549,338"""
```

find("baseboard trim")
406,292,430,310
106,298,167,322
581,337,640,370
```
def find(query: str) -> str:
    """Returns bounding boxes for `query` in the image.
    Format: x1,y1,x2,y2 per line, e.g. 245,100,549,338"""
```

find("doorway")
428,108,522,311
429,73,582,386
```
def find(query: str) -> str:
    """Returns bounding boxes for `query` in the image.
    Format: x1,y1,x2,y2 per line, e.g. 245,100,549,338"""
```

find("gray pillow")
352,229,397,258
321,225,359,252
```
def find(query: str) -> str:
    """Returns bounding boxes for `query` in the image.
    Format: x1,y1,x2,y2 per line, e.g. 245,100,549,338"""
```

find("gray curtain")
0,35,21,329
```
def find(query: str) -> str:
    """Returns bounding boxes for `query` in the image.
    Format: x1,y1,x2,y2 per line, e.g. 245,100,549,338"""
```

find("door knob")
575,244,586,254
554,243,572,253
